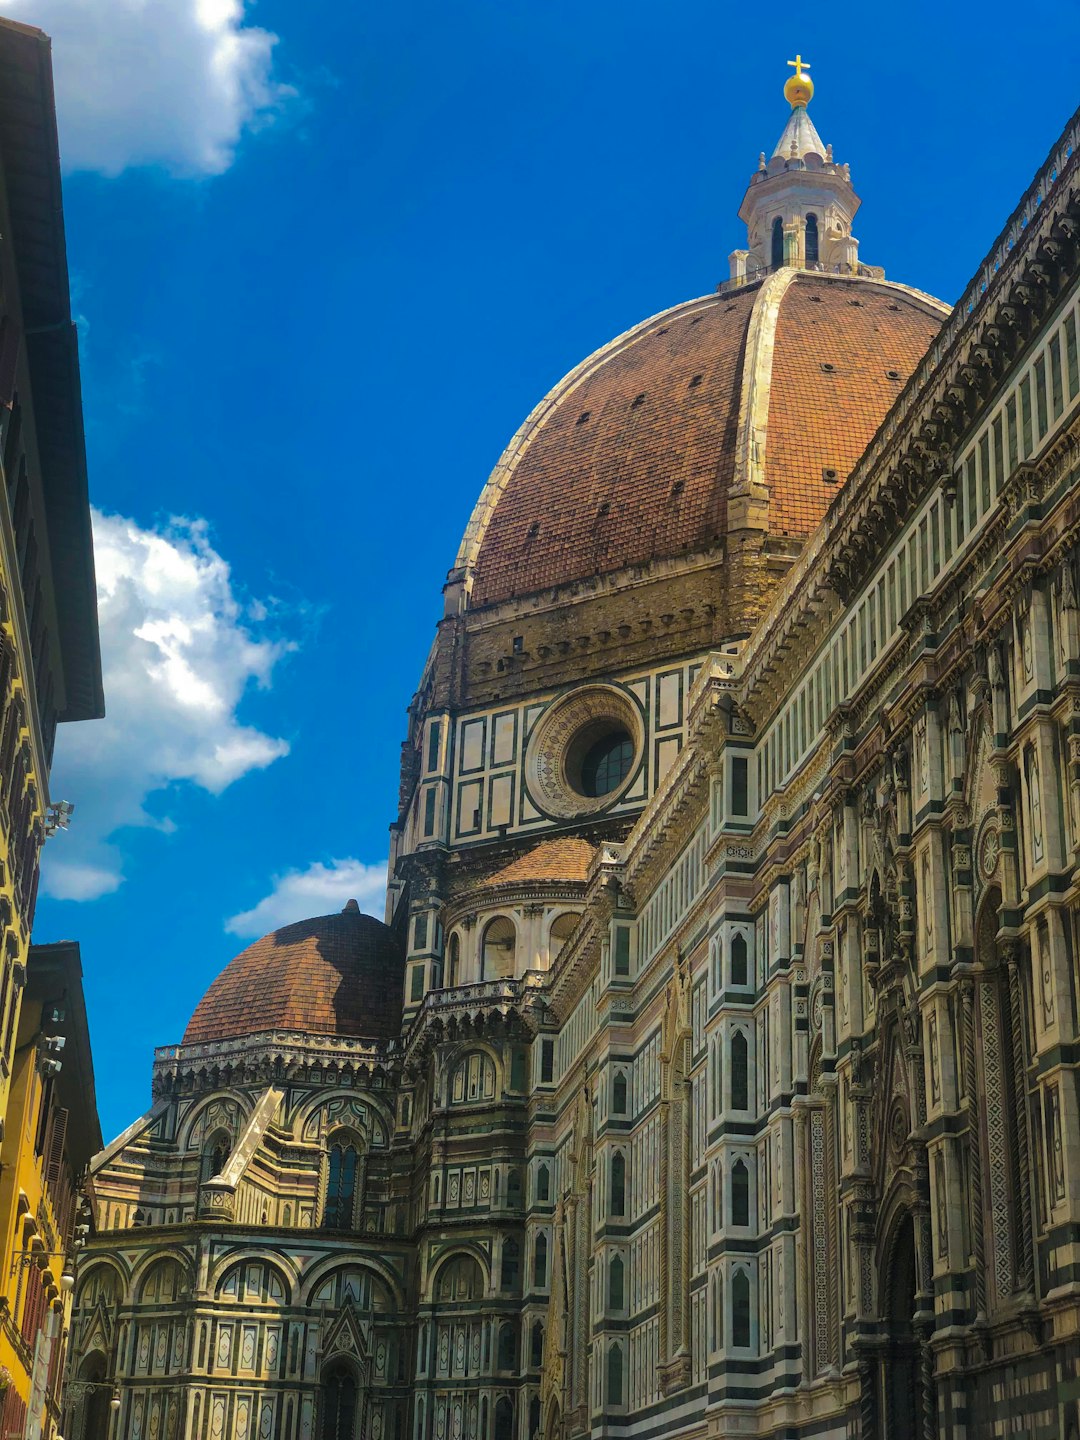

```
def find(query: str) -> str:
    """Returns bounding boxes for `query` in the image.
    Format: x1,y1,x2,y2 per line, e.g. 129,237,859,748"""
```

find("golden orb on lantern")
784,54,814,107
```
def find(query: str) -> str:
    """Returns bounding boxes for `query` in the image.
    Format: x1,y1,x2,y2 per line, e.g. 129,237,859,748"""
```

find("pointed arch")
771,216,785,270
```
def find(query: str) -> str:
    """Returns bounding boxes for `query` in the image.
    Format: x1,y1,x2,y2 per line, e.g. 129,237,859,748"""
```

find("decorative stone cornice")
403,976,543,1070
152,1031,400,1100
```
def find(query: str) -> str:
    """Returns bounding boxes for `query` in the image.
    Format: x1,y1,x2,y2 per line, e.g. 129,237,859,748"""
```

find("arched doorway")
883,1212,921,1439
319,1361,359,1439
72,1353,111,1440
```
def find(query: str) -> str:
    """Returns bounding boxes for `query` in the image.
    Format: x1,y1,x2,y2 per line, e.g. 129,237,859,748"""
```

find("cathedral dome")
455,271,947,608
183,903,404,1045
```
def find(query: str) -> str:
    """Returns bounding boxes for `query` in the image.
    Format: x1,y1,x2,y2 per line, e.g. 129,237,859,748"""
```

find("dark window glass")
1021,376,1033,456
427,721,440,772
608,1254,624,1310
979,433,991,512
1007,395,1019,473
540,1039,554,1084
500,1239,520,1292
410,966,424,1002
613,925,631,976
530,1323,544,1370
607,1344,623,1405
771,217,784,270
581,731,633,797
731,934,748,988
414,912,428,950
611,1152,626,1217
805,213,819,264
1066,314,1079,399
732,1159,750,1226
495,1398,514,1440
423,787,436,836
320,1364,357,1440
612,1072,627,1115
510,1048,527,1092
507,1169,522,1209
1051,334,1064,418
730,1032,749,1111
533,1233,548,1288
732,1269,751,1347
993,415,1005,499
731,757,749,816
537,1164,550,1202
1035,355,1049,438
324,1142,358,1230
497,1322,516,1371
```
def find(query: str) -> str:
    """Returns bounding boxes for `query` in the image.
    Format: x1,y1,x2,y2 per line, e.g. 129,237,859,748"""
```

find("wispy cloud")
225,858,388,939
6,0,294,177
43,509,293,901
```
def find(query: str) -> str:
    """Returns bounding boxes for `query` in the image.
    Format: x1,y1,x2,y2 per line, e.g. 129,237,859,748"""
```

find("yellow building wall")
0,990,72,1437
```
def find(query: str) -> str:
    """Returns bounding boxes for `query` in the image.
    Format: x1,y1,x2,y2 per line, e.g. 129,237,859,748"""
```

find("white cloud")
225,858,389,939
5,0,293,176
42,509,291,901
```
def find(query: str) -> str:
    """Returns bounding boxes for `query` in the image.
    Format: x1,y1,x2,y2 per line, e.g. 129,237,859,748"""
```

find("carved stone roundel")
980,825,1000,880
524,684,645,821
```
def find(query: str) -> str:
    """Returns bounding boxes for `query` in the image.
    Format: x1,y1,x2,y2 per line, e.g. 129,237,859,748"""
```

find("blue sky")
17,0,1078,1139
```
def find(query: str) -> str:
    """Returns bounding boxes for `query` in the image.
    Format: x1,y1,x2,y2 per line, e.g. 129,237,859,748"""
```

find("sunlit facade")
73,73,1080,1440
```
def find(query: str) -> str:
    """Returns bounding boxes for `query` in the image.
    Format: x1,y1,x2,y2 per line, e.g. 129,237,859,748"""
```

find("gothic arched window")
530,1320,544,1369
481,916,516,980
497,1321,517,1371
536,1163,550,1203
610,1151,626,1218
450,1051,497,1104
806,213,819,265
320,1362,357,1440
323,1135,360,1230
730,1031,749,1111
436,1254,483,1302
533,1232,548,1288
608,1253,624,1310
494,1397,514,1440
448,932,460,987
612,1070,627,1115
771,217,784,270
202,1130,231,1183
607,1342,623,1405
500,1238,520,1292
732,1267,751,1348
731,933,748,987
732,1158,750,1226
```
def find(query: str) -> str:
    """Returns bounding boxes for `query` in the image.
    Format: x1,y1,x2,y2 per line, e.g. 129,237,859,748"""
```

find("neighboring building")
0,19,105,1440
0,17,103,1134
72,69,1080,1440
0,942,100,1439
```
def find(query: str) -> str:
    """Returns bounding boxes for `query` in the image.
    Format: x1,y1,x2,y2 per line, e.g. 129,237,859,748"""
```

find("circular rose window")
525,686,644,820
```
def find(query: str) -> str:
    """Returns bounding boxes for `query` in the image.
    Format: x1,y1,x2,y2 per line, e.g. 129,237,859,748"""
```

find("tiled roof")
470,290,756,605
764,277,942,536
484,837,596,887
184,906,404,1046
467,275,944,605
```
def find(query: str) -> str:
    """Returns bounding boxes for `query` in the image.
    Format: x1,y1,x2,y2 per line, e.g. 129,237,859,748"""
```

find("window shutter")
46,1105,68,1189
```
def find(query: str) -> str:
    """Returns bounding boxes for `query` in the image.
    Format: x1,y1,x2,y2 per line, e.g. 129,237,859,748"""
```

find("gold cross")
787,54,810,79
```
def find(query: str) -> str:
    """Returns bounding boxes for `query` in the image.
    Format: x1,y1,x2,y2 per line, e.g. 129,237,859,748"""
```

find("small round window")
579,729,633,797
524,685,643,820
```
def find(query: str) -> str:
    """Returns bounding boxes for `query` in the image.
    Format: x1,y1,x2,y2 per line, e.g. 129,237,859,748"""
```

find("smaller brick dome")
184,904,404,1045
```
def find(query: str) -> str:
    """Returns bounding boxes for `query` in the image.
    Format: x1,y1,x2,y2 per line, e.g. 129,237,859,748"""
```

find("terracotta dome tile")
184,908,404,1046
